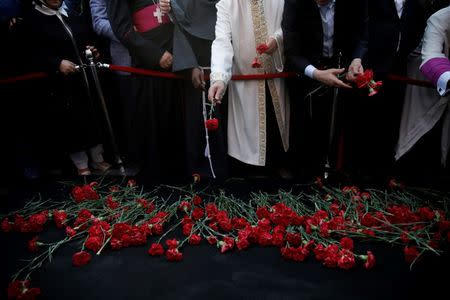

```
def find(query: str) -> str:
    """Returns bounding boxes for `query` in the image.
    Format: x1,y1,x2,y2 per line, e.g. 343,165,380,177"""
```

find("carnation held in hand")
205,118,219,132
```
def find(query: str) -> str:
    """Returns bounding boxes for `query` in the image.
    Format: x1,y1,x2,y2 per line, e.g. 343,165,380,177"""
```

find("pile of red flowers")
2,178,449,299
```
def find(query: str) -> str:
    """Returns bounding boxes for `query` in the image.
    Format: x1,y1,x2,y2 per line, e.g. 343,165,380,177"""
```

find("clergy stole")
249,0,286,165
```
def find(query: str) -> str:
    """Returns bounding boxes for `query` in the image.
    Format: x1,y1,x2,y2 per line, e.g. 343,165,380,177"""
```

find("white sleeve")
271,27,284,72
421,13,447,65
210,0,233,86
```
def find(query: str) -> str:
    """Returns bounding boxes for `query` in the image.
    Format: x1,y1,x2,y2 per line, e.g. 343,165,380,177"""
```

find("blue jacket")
89,0,131,72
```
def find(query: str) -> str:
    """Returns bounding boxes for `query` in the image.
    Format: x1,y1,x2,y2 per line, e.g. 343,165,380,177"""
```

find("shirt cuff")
210,72,231,86
437,71,450,96
305,65,317,79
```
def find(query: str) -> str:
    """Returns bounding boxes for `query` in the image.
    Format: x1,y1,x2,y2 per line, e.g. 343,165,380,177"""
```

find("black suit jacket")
282,0,368,75
368,0,426,74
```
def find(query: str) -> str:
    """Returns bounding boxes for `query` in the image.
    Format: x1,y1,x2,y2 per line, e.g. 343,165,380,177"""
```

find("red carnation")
53,210,68,228
85,236,103,252
127,179,137,187
438,220,450,232
27,236,41,253
65,226,77,237
323,244,339,268
256,43,269,54
72,251,92,267
192,195,202,206
182,222,193,236
286,232,301,246
272,232,285,247
256,207,271,220
313,244,327,261
106,195,120,210
404,246,420,264
337,249,356,270
8,280,41,300
207,236,218,245
82,185,100,200
205,118,219,132
220,237,235,253
363,251,376,270
166,248,183,262
360,192,371,200
178,201,192,213
251,57,262,68
362,229,376,237
71,186,85,203
400,232,410,244
148,243,165,256
340,237,354,251
109,186,120,192
354,69,373,88
192,208,205,221
189,234,202,245
418,207,435,221
205,203,218,219
280,246,297,260
1,218,12,232
319,222,330,238
152,224,164,235
166,239,179,249
110,238,123,250
236,237,250,250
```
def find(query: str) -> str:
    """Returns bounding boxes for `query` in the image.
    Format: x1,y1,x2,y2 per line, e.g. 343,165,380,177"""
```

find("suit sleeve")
282,0,311,74
351,0,368,61
105,0,165,68
90,0,117,41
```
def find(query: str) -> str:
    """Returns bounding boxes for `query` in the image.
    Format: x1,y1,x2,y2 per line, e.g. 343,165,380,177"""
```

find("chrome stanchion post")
324,52,342,180
85,49,125,175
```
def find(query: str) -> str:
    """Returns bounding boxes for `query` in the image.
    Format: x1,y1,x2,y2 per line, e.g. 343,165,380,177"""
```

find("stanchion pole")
324,52,342,180
85,49,125,175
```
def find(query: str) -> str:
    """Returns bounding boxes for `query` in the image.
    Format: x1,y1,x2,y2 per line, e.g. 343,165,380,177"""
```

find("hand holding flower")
208,80,226,104
345,58,364,82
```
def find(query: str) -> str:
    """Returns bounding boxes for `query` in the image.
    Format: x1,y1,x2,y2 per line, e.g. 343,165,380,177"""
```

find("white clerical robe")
396,6,450,166
210,0,289,166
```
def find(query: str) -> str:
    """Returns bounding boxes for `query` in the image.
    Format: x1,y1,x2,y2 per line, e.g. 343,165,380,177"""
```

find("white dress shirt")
394,0,405,18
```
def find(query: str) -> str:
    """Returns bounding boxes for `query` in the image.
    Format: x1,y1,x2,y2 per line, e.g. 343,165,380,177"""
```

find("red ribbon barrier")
386,74,435,89
107,64,182,79
0,72,47,84
0,63,435,89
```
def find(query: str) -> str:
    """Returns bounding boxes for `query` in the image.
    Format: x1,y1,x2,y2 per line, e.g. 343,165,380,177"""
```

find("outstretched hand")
313,68,352,89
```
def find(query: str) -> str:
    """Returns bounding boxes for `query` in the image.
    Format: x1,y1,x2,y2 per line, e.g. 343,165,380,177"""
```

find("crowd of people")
2,0,449,184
